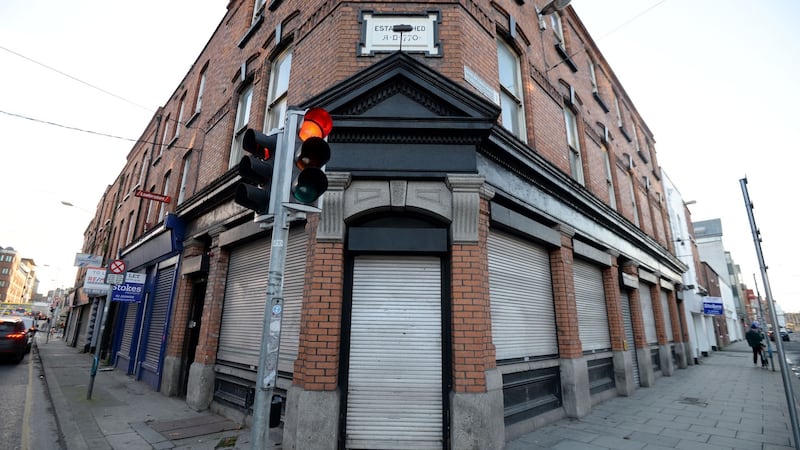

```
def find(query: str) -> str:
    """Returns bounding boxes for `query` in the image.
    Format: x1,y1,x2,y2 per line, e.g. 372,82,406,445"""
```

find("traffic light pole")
740,177,800,447
251,109,304,449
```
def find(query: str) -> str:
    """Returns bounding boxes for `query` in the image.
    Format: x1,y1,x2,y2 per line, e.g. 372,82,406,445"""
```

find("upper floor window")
194,65,207,115
177,153,192,205
126,211,135,245
265,49,293,132
138,151,148,186
551,13,565,46
158,171,171,223
588,60,598,94
602,143,617,210
174,95,186,139
253,0,266,23
159,114,171,157
628,171,640,227
563,108,584,184
229,84,254,168
497,38,526,141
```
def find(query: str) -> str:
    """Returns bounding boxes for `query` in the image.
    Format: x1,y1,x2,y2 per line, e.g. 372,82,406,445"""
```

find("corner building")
79,1,690,449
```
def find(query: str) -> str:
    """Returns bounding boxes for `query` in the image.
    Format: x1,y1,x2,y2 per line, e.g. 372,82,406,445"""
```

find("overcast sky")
1,1,798,313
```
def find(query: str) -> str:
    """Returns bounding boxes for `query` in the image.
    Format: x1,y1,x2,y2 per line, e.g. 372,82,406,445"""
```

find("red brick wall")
602,258,625,352
450,196,494,393
193,235,229,365
667,290,682,344
293,215,344,391
550,233,581,359
650,283,666,345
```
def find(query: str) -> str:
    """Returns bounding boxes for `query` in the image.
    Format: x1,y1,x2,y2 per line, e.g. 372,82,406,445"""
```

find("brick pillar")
448,176,503,450
667,289,688,368
551,227,590,418
677,299,695,365
623,262,654,387
162,239,206,396
186,228,228,411
651,283,674,376
285,173,348,450
603,256,633,396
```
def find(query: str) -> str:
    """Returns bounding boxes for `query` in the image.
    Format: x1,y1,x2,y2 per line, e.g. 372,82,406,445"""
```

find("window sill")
238,14,264,49
593,92,609,113
185,112,200,128
554,44,578,72
618,126,631,142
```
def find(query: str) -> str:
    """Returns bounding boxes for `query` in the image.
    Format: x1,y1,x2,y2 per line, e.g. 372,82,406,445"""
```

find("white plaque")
359,12,441,56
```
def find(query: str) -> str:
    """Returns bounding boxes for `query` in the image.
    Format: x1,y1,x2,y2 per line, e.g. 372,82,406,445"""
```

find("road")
0,337,63,450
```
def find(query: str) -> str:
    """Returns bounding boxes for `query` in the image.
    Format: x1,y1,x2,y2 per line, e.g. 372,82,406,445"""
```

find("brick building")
0,247,37,304
67,0,690,448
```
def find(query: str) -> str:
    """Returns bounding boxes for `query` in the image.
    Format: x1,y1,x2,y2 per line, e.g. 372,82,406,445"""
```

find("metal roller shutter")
346,256,442,450
573,259,611,352
639,283,657,344
142,266,175,377
619,291,640,387
217,229,306,373
488,230,558,360
118,301,139,360
660,290,674,342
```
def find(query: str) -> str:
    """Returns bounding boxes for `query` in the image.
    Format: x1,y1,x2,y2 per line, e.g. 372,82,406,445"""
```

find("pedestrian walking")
745,322,766,367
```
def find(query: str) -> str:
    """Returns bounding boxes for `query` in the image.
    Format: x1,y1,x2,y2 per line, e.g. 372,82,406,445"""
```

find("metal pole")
87,284,113,399
753,274,774,370
740,177,800,448
251,110,302,449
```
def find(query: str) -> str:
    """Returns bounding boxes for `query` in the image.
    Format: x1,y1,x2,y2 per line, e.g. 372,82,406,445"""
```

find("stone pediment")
301,52,500,137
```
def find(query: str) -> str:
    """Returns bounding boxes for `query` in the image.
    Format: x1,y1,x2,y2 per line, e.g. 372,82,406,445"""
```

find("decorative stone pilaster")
446,174,485,244
317,172,350,242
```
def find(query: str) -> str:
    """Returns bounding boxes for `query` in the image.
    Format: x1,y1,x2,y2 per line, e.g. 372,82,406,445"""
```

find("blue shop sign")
111,272,146,303
703,300,723,315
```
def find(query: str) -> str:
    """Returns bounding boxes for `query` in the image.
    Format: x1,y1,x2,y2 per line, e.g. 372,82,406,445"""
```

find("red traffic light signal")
236,128,279,214
243,129,279,160
292,108,332,204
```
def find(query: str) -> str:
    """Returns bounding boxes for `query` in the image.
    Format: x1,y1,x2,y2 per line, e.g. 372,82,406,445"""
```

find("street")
0,339,63,450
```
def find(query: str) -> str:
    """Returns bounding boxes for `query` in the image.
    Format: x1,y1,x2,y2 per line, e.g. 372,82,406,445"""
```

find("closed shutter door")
488,230,557,359
119,301,139,359
573,259,611,352
619,291,640,387
660,290,674,342
346,256,442,450
639,283,657,344
217,229,306,373
142,266,175,373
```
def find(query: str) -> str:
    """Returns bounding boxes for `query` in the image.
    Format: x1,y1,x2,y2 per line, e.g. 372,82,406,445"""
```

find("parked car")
19,317,37,353
0,316,28,363
769,328,790,342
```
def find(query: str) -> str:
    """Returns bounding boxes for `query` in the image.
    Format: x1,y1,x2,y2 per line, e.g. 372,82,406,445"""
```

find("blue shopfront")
112,214,184,391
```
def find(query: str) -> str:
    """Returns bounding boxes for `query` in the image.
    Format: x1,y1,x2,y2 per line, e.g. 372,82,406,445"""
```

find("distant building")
0,246,37,304
693,219,743,343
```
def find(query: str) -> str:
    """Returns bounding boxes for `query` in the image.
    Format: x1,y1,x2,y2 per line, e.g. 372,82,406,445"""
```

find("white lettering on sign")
359,12,441,56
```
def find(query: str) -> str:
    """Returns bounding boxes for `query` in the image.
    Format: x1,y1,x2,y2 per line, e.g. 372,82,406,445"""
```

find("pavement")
36,334,800,449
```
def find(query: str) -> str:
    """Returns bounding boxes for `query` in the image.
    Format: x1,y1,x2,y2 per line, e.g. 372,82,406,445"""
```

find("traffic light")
235,129,279,214
292,108,333,204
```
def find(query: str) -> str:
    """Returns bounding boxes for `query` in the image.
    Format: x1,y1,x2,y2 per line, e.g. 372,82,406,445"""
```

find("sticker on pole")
111,272,146,303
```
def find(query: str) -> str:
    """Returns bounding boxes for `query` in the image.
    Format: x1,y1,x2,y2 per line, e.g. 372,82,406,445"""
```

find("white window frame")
229,84,254,168
602,143,617,210
628,172,640,227
589,60,599,94
126,211,135,245
194,69,206,114
264,49,293,133
497,38,526,141
174,96,185,139
158,115,171,157
564,108,584,184
551,13,565,45
158,172,171,223
614,95,623,128
177,154,192,205
253,0,266,23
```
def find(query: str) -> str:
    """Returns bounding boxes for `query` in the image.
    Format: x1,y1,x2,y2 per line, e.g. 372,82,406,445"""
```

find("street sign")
135,189,171,203
109,259,126,274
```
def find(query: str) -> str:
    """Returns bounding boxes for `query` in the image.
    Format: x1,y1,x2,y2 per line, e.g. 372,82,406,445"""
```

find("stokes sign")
110,272,147,303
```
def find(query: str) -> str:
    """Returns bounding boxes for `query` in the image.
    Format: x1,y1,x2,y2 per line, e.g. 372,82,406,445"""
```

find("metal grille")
346,256,442,450
488,230,557,360
573,259,610,352
619,291,640,387
639,282,658,344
